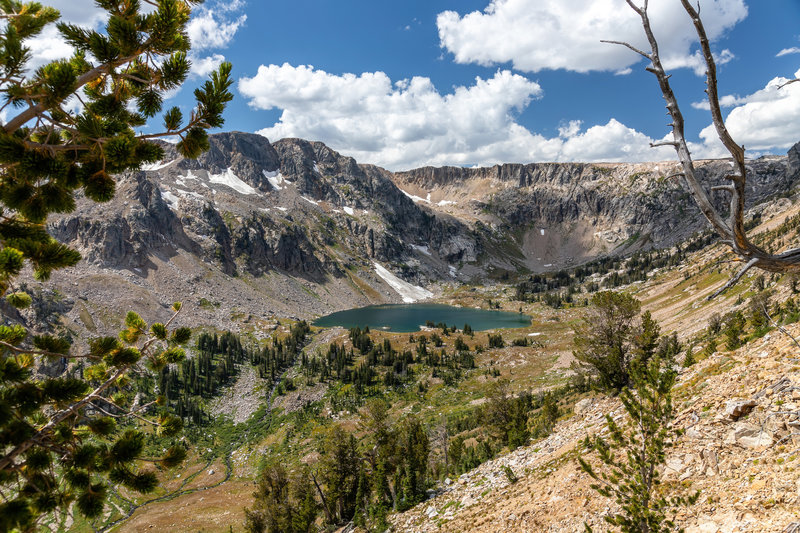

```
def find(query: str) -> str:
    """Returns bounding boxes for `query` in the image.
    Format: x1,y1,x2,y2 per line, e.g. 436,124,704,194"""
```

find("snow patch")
301,196,319,206
209,168,258,195
438,200,457,206
343,206,355,216
276,206,288,212
373,262,433,303
142,160,175,171
176,189,205,202
448,265,457,277
527,332,542,337
401,189,430,204
263,170,290,191
160,189,179,209
314,163,321,174
175,169,199,187
540,229,545,236
411,244,431,256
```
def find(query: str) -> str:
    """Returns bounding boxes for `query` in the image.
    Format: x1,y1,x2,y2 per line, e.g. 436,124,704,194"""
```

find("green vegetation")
580,356,700,532
154,322,310,425
572,291,673,392
0,0,234,529
230,321,588,532
514,231,716,305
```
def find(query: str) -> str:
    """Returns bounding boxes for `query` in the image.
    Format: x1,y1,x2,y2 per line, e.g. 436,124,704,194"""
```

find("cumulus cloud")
185,2,246,78
187,9,247,51
21,1,244,80
663,48,735,76
697,69,800,152
691,94,748,110
239,63,682,169
190,54,227,78
24,2,106,72
436,0,747,75
558,119,674,162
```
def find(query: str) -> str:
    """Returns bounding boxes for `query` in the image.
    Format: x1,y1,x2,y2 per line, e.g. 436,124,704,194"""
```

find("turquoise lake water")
313,303,531,333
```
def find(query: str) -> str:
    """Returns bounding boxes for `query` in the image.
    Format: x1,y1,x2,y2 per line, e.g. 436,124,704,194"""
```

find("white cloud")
239,64,681,169
23,0,244,78
663,48,735,76
697,69,800,152
777,47,800,57
42,1,107,27
187,9,247,51
184,3,245,80
691,94,749,110
191,54,227,78
558,120,583,138
217,0,246,13
558,119,675,162
436,0,747,75
24,2,106,72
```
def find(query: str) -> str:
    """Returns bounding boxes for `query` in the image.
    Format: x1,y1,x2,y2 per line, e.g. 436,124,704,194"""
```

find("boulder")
725,423,772,449
574,398,594,416
723,399,757,421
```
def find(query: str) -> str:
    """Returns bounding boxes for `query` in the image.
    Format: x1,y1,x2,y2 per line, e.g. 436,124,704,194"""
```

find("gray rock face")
395,152,800,271
788,141,800,179
28,133,800,331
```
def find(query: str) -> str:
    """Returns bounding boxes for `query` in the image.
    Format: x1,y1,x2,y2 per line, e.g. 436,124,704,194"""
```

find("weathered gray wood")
613,1,800,297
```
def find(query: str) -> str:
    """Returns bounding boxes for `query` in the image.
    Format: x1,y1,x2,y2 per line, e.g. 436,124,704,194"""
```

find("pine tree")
0,1,233,529
572,291,643,392
578,357,700,532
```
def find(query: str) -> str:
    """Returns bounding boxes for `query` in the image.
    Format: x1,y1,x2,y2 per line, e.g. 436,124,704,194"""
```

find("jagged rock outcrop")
16,134,800,334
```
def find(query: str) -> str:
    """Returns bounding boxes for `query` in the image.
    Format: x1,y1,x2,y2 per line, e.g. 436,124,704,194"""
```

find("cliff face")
395,155,799,270
18,132,800,334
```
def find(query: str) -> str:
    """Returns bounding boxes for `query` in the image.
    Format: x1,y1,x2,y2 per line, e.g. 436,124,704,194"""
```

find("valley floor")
91,195,800,533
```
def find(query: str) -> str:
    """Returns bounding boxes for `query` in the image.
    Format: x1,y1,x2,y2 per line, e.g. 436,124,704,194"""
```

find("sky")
22,0,800,171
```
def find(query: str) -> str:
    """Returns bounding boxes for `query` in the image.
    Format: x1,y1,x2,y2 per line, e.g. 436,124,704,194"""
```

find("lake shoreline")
313,303,531,333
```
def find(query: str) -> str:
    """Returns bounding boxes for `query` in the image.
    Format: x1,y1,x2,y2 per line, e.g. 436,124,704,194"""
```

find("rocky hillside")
99,191,800,533
391,323,800,532
388,199,800,532
9,132,799,339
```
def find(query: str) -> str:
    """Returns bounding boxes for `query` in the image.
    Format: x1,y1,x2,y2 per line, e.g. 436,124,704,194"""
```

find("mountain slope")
10,132,798,341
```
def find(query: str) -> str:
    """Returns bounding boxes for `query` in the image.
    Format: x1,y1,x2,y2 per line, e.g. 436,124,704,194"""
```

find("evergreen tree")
579,357,700,532
0,0,232,529
318,425,359,525
244,463,317,533
572,291,643,392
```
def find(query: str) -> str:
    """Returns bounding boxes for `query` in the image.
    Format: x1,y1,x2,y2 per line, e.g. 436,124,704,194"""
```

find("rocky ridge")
395,155,799,272
9,133,800,339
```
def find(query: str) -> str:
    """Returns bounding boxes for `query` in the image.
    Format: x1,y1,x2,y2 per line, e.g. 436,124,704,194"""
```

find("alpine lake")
313,303,531,333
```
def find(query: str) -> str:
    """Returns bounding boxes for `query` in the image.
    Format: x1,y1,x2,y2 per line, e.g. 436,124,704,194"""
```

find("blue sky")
31,1,800,170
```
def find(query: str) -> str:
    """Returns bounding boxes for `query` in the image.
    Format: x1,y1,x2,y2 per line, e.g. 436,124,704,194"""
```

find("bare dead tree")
605,0,800,298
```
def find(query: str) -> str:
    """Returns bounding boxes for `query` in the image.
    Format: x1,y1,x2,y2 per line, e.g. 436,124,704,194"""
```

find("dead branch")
614,1,800,297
